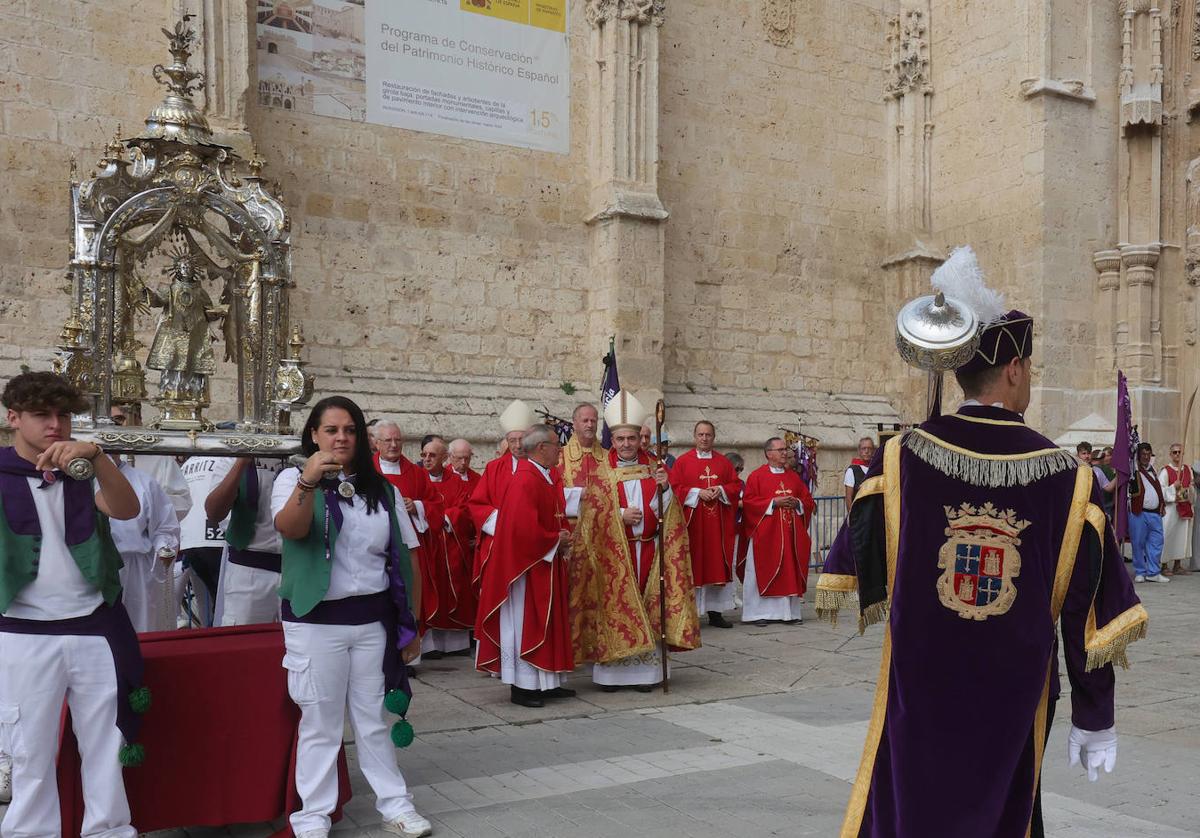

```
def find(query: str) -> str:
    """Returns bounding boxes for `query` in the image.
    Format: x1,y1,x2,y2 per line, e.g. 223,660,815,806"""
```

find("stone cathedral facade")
1,0,1198,490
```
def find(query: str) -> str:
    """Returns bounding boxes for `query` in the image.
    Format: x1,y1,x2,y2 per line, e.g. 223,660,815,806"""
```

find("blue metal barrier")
809,495,846,570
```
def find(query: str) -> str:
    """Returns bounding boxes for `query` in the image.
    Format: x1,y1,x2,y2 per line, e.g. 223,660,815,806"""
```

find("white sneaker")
1147,573,1171,583
0,759,11,804
295,831,328,838
1134,574,1146,583
383,811,433,838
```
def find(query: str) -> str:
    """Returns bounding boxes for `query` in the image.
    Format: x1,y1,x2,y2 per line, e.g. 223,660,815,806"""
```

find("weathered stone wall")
12,0,1197,480
659,0,890,398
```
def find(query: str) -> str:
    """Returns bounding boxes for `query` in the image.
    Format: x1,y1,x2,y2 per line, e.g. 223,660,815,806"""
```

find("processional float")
53,15,312,459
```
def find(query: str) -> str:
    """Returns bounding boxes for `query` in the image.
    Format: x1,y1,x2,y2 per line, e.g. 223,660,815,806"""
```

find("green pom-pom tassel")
384,689,410,716
391,719,414,749
118,743,145,767
128,686,152,714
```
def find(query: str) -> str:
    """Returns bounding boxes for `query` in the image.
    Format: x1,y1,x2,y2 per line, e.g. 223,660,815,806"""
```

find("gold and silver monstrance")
53,16,313,456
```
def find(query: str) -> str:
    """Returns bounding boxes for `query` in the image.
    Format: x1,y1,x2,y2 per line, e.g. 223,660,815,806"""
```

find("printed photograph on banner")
256,0,366,122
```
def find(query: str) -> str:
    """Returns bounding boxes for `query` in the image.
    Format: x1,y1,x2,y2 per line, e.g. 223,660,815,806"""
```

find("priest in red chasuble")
476,424,580,708
739,437,816,625
569,391,700,692
419,435,474,657
670,420,740,627
468,399,536,589
373,419,444,641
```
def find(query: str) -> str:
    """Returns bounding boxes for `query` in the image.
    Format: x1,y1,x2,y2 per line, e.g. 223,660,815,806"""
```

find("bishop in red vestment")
476,425,579,708
739,438,816,624
669,420,740,626
468,400,536,588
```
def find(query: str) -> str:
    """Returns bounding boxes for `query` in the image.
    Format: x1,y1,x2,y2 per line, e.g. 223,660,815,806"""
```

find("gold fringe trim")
857,600,889,635
814,588,855,624
904,430,1080,488
1085,604,1150,671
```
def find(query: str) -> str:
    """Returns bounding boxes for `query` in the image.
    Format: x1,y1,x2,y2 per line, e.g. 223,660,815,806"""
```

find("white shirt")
271,468,419,601
3,478,104,620
1137,469,1161,511
105,462,180,559
179,456,228,550
131,454,192,521
209,458,283,553
844,465,868,488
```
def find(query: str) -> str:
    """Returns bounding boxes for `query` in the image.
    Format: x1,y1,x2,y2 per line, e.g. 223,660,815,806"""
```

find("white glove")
1067,725,1117,781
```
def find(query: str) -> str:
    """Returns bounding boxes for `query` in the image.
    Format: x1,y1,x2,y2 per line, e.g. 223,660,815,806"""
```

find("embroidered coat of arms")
936,502,1030,620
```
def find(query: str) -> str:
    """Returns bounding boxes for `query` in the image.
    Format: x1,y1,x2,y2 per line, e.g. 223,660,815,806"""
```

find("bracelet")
296,475,318,490
87,442,104,461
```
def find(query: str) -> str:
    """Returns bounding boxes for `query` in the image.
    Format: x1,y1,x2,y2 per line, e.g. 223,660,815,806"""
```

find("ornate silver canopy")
53,16,313,456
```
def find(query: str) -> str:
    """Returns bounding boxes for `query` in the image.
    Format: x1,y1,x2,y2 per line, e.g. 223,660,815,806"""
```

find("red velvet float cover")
57,624,350,837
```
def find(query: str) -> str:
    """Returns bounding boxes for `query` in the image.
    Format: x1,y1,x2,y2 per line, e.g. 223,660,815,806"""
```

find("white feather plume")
929,245,1007,325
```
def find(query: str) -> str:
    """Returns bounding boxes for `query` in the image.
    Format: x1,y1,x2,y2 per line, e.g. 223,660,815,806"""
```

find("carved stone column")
584,0,668,393
1120,243,1161,382
179,0,255,147
881,2,940,415
1093,249,1121,375
1113,1,1164,386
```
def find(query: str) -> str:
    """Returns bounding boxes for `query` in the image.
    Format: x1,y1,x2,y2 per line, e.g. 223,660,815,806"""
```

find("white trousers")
216,557,280,626
282,621,416,834
118,551,173,634
420,629,471,654
695,583,735,614
0,632,135,838
497,575,562,691
740,544,803,622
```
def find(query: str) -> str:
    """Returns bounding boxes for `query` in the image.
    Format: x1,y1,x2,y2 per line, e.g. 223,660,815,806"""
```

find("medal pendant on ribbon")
65,457,95,481
337,480,356,499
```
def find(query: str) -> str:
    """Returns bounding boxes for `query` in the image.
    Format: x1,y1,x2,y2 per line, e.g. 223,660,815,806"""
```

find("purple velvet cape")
819,406,1145,837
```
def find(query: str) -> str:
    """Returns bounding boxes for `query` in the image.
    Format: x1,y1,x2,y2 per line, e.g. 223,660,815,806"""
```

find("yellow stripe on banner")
1050,466,1094,620
855,476,884,501
840,435,902,837
1025,667,1052,838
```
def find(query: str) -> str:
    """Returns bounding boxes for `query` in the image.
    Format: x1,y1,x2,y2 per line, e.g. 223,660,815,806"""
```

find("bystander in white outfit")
1,479,135,838
213,459,284,626
105,460,181,633
272,466,426,837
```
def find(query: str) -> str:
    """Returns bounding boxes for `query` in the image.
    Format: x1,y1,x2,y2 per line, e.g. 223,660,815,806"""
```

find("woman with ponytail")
271,396,431,838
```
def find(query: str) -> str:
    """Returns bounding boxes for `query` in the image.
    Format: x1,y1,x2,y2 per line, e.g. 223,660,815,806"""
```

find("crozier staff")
271,396,431,838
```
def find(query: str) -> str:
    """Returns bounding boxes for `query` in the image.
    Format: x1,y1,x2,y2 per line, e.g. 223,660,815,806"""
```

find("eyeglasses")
1171,449,1182,455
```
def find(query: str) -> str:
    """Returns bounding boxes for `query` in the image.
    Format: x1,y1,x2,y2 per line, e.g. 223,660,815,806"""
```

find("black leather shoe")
542,686,577,699
599,684,620,693
753,620,769,627
707,611,734,628
423,650,445,660
510,687,544,708
634,684,654,693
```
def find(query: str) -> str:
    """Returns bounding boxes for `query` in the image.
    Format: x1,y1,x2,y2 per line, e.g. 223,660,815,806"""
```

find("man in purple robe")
816,310,1147,838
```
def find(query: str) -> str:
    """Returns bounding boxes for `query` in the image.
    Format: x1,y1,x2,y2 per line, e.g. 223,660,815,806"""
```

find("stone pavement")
4,573,1195,837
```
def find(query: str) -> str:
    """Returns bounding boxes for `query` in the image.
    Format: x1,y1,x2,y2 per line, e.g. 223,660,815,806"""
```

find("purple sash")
0,602,144,744
227,548,282,572
0,446,96,545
